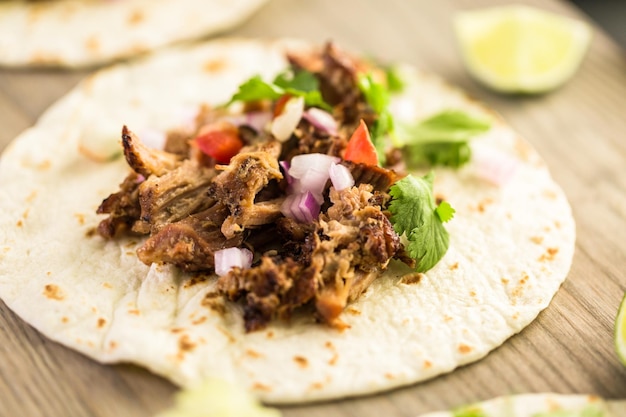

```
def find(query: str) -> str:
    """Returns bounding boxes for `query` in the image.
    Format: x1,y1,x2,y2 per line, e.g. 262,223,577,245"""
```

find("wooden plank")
0,0,625,416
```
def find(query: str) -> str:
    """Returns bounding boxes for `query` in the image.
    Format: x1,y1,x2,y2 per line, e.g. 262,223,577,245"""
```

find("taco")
0,39,575,403
0,0,268,67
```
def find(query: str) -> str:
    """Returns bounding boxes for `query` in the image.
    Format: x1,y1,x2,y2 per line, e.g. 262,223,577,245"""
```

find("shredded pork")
96,42,412,331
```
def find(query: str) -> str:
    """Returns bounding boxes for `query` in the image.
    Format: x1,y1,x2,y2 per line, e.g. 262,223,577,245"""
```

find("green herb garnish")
389,172,455,273
396,110,491,168
453,406,489,417
385,65,406,93
357,73,394,165
227,69,331,111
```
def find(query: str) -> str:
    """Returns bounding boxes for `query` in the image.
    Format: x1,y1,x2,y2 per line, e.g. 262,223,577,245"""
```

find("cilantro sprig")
388,172,455,273
396,110,491,168
227,69,331,111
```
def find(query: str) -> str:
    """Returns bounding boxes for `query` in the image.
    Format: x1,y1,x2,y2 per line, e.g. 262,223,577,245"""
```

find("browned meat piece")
122,126,181,177
137,205,241,272
133,159,217,234
221,184,409,331
310,185,404,326
276,217,315,243
164,130,192,157
286,118,347,159
211,141,284,238
217,256,316,332
290,42,360,111
96,172,144,238
342,161,400,192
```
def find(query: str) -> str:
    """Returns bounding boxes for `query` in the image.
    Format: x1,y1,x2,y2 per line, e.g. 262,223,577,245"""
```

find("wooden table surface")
1,0,626,416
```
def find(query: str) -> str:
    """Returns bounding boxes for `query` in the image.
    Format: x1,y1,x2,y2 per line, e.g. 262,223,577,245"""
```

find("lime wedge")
454,5,592,93
615,292,626,367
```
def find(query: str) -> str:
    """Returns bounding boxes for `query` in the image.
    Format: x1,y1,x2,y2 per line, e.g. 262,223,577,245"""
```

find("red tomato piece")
343,119,378,166
194,122,243,164
273,94,292,118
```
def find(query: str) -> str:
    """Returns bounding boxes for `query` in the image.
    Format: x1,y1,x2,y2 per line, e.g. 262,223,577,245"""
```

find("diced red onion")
246,111,272,132
281,191,320,223
176,105,200,131
296,170,328,203
271,96,305,142
288,153,340,179
329,163,354,191
281,193,300,220
298,191,320,222
471,144,519,186
280,153,344,222
138,128,167,150
223,111,272,133
279,160,293,185
302,108,338,136
388,96,416,122
214,247,253,277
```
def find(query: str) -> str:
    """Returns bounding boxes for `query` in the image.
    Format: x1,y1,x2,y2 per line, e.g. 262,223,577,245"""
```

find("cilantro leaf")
406,110,491,142
435,201,455,223
385,65,405,93
397,110,491,168
357,73,395,165
227,69,332,111
228,75,282,104
388,172,454,273
273,69,319,92
407,141,472,168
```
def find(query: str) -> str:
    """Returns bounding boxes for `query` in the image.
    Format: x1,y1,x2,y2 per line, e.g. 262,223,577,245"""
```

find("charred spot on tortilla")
203,59,227,73
245,349,263,358
400,272,423,285
293,356,309,368
178,334,196,353
127,10,144,25
191,316,208,325
458,344,473,354
85,36,100,53
202,291,227,315
183,274,210,288
43,284,64,301
251,382,272,392
539,247,559,262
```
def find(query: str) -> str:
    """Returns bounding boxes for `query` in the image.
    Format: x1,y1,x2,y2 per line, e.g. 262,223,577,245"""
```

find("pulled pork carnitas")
96,43,415,331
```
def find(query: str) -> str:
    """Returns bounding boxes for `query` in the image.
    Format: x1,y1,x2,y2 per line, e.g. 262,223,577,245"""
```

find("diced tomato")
273,94,292,118
194,121,243,164
343,119,378,166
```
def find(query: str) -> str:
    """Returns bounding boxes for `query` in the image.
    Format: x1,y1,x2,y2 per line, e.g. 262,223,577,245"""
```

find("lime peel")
454,5,592,94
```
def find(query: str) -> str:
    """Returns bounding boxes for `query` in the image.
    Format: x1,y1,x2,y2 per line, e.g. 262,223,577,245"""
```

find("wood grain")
1,0,625,416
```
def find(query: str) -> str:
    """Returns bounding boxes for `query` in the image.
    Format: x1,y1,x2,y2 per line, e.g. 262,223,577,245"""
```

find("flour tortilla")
0,38,576,403
0,0,268,67
418,394,617,417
